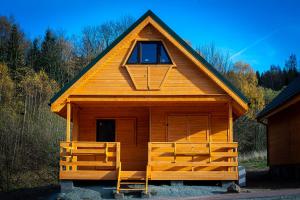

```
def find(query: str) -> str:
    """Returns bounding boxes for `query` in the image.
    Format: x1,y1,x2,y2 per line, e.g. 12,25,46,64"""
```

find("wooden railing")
147,142,238,180
60,141,120,180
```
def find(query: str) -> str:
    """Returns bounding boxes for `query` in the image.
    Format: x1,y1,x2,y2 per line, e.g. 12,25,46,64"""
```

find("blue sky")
1,0,300,72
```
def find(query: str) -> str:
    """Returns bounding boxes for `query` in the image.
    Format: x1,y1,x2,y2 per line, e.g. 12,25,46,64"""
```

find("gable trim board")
50,10,249,114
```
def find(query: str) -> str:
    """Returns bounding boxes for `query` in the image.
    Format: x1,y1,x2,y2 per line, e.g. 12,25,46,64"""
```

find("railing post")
208,142,211,163
105,142,108,163
173,142,176,163
116,142,120,169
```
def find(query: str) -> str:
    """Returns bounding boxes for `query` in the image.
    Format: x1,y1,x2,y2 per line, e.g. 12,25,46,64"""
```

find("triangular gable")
50,10,249,114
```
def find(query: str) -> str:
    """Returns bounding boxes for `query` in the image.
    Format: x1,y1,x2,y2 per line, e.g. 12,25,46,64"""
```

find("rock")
227,183,241,193
57,187,101,200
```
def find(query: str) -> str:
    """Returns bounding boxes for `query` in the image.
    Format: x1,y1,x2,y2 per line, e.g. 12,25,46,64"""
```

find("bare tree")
196,43,232,74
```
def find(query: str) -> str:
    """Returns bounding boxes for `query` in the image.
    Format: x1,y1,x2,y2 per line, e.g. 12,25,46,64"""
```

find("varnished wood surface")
268,101,300,166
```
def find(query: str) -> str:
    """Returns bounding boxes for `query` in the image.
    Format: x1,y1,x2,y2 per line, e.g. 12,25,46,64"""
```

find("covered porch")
59,96,238,183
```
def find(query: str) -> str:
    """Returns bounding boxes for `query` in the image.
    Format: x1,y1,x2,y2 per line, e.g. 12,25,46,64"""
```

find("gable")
72,24,225,95
50,10,249,115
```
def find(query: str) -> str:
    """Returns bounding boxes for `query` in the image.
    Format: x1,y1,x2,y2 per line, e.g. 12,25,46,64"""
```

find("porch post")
228,102,233,142
66,100,71,142
72,105,79,141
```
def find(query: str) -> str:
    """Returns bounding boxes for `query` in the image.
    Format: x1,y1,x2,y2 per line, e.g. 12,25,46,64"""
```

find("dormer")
123,40,175,90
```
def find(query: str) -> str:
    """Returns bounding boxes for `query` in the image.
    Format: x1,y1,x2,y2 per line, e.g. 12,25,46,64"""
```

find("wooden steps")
119,171,146,180
116,164,149,195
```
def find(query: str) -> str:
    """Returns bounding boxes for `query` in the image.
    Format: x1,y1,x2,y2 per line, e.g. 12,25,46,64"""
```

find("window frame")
126,41,172,65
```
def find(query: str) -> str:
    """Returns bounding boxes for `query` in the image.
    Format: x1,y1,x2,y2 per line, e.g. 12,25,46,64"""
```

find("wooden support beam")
149,107,152,141
66,101,71,142
72,105,79,141
228,102,233,142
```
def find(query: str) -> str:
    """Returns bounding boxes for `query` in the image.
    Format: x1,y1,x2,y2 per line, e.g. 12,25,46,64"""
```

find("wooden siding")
72,24,225,96
150,105,230,143
78,107,149,170
268,101,300,166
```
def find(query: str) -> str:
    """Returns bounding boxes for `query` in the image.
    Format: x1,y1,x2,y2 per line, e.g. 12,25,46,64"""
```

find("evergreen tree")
284,54,298,84
0,16,13,63
27,38,40,71
256,71,261,85
39,29,66,84
6,24,26,78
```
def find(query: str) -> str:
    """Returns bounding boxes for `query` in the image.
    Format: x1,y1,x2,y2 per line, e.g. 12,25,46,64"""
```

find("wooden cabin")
257,76,300,179
50,10,249,193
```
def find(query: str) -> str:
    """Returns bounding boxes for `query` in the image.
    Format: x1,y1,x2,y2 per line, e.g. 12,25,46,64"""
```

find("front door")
96,119,115,142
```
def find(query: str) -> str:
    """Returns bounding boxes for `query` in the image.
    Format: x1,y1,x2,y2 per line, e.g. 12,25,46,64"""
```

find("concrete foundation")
238,166,246,187
170,180,184,186
60,181,74,193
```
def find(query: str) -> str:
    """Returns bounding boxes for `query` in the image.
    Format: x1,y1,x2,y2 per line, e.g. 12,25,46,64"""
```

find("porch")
60,141,238,181
59,99,238,188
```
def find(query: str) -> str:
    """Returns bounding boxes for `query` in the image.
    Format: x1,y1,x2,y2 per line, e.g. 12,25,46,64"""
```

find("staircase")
116,163,149,195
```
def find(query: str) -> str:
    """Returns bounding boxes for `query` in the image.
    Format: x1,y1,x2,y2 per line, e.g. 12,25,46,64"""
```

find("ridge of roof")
257,76,300,119
50,10,249,105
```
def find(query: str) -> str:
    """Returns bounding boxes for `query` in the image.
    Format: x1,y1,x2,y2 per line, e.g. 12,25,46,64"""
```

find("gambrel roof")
50,10,249,114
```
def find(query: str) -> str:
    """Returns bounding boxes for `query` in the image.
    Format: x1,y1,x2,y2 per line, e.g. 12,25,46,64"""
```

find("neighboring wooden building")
50,10,249,193
257,76,300,179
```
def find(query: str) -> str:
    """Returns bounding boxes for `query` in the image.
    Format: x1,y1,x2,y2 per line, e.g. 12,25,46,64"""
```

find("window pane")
141,43,157,64
160,45,171,64
127,45,138,64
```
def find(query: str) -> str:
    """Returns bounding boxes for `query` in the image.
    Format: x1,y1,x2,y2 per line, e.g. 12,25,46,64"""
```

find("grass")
239,150,268,170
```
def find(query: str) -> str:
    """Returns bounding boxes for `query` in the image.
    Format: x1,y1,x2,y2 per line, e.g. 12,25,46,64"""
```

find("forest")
0,15,299,192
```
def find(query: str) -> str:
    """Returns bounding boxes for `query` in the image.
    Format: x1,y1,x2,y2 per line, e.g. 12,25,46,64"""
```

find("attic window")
127,41,172,64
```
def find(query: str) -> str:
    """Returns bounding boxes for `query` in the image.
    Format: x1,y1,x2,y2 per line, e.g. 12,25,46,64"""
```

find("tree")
196,43,231,74
227,62,266,152
79,16,134,64
6,24,26,78
0,16,13,63
259,54,299,91
284,54,298,84
0,63,14,104
39,29,69,84
26,38,41,71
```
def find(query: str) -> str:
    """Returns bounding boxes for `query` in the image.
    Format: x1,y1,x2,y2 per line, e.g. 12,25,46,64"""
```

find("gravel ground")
1,169,300,200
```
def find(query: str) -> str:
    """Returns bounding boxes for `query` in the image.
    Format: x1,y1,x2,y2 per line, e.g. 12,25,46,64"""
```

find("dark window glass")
159,45,171,64
127,45,139,64
96,119,115,142
127,41,172,64
141,43,157,64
